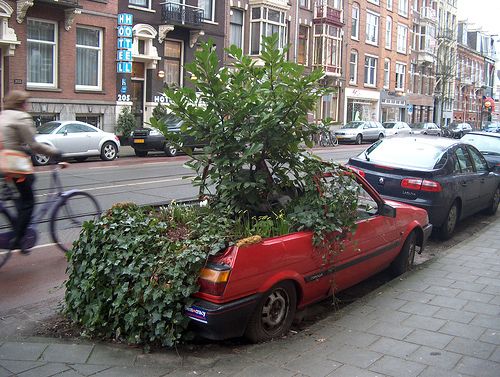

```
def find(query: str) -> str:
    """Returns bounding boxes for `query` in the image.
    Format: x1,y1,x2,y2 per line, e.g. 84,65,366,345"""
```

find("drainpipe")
294,0,299,63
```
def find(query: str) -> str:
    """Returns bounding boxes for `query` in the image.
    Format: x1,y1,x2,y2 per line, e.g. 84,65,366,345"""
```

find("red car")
185,172,432,342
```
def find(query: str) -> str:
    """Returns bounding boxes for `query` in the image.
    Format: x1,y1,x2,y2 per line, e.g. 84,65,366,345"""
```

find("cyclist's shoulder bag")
0,125,34,177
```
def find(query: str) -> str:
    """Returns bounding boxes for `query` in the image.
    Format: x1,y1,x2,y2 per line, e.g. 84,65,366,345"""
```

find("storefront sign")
117,13,133,99
407,104,413,114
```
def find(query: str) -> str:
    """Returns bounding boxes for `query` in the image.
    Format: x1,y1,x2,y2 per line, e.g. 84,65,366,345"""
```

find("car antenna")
364,151,370,161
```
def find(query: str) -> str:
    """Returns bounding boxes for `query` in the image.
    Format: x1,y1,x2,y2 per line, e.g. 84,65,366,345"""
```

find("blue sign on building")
118,13,133,26
117,62,132,74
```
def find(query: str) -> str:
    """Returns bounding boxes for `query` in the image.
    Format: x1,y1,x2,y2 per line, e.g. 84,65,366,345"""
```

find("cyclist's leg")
50,191,101,253
0,207,14,268
11,174,36,252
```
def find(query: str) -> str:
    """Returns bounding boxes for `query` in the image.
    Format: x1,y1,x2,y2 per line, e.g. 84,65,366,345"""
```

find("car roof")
466,131,500,138
381,135,461,149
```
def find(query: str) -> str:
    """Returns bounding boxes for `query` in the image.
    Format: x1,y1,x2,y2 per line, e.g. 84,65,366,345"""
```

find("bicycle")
0,163,101,268
318,130,339,147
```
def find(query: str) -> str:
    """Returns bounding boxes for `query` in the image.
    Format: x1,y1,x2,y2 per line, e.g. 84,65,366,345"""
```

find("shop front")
344,88,380,123
380,91,406,122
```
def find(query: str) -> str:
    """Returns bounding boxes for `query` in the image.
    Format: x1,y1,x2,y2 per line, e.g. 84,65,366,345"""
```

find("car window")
357,185,378,220
454,147,474,173
452,152,462,174
467,146,489,173
361,140,446,170
62,124,90,133
38,121,61,134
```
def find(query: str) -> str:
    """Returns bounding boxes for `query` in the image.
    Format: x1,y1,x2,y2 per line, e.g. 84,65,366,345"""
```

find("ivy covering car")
185,170,432,342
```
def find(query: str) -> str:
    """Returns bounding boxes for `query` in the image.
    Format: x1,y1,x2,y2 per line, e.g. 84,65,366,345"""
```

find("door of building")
131,62,145,128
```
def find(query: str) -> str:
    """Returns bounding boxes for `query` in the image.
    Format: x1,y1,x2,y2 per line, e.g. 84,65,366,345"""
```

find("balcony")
161,2,203,27
38,0,80,6
417,49,436,64
313,63,341,77
314,4,343,26
419,6,437,23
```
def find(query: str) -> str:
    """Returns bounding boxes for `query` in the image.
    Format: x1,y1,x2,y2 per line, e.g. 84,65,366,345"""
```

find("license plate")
134,139,145,144
185,305,208,324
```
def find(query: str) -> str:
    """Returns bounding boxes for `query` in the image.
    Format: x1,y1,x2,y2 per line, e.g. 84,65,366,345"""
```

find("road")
0,145,366,313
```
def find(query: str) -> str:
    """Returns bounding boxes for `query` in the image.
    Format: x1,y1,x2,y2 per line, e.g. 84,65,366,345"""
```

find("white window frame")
164,38,184,88
250,6,287,55
364,54,378,87
299,0,310,8
384,59,390,89
351,4,359,40
395,62,406,90
398,0,408,17
200,0,215,22
27,18,58,89
397,24,408,54
297,24,309,66
387,0,393,10
128,0,152,11
75,26,103,91
367,0,380,4
365,11,379,45
350,50,358,85
385,17,392,49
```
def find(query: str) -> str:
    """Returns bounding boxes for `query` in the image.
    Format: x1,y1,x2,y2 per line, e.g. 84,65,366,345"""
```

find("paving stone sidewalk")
1,218,500,377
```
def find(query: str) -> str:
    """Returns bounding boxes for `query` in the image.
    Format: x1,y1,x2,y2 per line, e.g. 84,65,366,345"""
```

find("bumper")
421,223,433,252
130,135,165,151
185,293,262,340
335,135,357,142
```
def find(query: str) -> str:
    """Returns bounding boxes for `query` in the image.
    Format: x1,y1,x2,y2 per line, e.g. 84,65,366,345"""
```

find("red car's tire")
390,230,417,276
244,281,297,343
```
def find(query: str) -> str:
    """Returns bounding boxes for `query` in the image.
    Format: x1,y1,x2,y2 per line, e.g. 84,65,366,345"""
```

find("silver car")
409,122,441,136
335,121,386,144
382,121,412,137
33,121,120,166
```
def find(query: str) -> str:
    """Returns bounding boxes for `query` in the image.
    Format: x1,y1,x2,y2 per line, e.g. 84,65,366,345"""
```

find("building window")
351,4,359,40
76,115,101,129
387,0,393,10
32,114,58,128
129,0,150,8
297,25,309,65
398,0,408,17
313,24,341,75
395,62,406,90
397,24,408,54
364,55,377,86
350,50,358,84
250,7,287,55
299,0,309,7
384,59,390,89
230,8,243,49
164,40,182,87
368,0,380,4
27,19,57,88
76,27,102,90
366,12,379,45
200,0,215,22
385,17,392,49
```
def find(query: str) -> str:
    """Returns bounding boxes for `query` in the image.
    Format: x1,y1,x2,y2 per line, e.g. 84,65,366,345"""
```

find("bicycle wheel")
331,133,339,146
0,208,14,269
50,191,101,253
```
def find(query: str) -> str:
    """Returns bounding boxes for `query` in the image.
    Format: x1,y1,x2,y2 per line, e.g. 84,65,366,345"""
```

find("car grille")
133,130,149,137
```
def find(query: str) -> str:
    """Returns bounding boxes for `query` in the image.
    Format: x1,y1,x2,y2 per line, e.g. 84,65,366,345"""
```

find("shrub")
116,106,136,136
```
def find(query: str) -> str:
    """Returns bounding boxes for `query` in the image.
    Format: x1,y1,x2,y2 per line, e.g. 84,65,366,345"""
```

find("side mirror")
64,130,68,136
380,203,396,218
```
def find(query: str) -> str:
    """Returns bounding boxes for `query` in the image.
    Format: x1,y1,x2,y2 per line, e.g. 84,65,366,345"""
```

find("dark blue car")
347,136,500,240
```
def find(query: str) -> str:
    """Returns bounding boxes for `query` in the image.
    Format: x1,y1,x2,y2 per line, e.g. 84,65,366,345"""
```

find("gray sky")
457,0,500,36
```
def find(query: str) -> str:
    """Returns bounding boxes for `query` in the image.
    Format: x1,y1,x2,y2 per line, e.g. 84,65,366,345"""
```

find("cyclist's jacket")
0,110,58,156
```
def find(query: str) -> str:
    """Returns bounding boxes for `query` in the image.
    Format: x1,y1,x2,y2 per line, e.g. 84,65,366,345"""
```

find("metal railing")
160,2,204,26
314,4,343,25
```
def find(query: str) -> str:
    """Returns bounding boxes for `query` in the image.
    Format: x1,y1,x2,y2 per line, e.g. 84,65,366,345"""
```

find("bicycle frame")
0,167,76,250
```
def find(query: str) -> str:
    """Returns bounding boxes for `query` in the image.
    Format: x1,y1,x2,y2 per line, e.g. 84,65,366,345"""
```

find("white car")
382,121,412,137
334,121,386,144
33,121,120,166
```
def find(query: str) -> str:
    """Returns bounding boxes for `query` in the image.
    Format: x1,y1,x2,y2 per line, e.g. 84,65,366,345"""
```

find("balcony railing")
313,63,341,76
39,0,80,7
314,5,343,26
161,2,203,26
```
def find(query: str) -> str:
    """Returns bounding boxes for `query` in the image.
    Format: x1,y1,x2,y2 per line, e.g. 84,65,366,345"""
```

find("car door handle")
480,178,485,183
461,182,468,187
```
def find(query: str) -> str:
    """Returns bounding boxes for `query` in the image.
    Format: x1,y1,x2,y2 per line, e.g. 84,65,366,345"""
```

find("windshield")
37,121,61,134
360,139,446,170
410,123,425,129
383,122,396,129
341,121,364,129
462,134,500,154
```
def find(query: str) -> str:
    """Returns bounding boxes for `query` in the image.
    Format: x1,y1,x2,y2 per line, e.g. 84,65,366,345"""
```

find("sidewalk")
1,220,499,377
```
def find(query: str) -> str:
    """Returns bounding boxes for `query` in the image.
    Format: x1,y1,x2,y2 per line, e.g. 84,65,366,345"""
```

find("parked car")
450,122,473,138
186,170,432,341
334,121,385,144
409,122,441,136
130,115,207,157
347,136,500,240
382,121,412,137
461,132,500,172
33,121,120,166
482,122,500,133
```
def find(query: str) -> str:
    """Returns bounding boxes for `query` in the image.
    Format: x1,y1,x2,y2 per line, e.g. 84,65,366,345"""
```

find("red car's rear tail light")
401,178,442,192
198,264,231,296
347,166,365,178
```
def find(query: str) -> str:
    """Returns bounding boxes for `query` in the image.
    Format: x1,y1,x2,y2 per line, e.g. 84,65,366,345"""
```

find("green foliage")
116,107,136,136
163,35,334,215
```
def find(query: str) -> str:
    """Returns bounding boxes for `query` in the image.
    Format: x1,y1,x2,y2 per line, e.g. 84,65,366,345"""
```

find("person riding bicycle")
0,90,62,254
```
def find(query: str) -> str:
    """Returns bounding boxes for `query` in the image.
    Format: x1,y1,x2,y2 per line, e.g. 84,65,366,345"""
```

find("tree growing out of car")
159,35,358,241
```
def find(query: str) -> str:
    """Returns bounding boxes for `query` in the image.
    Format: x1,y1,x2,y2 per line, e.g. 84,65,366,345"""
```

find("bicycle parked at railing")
0,163,101,268
318,130,339,147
